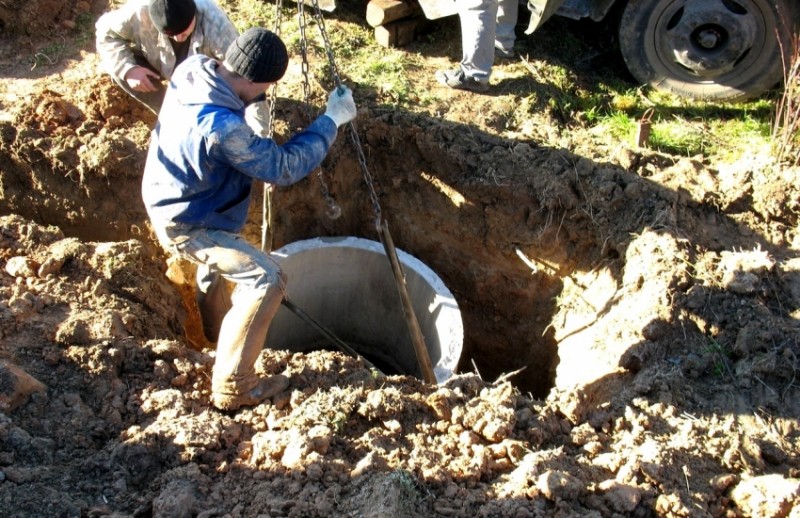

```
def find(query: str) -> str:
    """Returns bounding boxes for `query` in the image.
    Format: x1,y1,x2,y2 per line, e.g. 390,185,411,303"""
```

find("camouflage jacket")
95,0,238,81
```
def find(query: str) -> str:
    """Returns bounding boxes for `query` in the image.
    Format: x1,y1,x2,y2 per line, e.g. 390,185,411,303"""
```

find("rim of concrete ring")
271,236,463,383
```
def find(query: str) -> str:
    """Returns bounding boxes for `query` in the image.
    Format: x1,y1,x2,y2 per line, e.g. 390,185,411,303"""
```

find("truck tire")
618,0,796,102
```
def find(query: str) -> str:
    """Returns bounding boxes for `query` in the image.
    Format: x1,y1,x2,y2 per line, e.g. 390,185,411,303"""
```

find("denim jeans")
158,224,286,393
459,0,519,81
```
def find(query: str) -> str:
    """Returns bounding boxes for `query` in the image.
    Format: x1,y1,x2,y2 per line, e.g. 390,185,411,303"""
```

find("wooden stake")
379,220,437,384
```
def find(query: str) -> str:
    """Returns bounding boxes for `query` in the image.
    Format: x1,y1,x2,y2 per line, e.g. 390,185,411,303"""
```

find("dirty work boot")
212,374,289,411
211,280,285,406
435,69,489,93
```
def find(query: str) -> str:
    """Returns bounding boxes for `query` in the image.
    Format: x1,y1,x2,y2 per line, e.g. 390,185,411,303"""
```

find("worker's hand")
324,86,357,127
124,66,162,92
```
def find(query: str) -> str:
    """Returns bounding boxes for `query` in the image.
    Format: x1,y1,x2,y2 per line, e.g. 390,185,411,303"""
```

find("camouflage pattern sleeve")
194,0,240,62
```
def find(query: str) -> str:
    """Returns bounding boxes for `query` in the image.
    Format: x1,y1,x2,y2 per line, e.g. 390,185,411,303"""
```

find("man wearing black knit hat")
96,0,237,114
142,28,358,411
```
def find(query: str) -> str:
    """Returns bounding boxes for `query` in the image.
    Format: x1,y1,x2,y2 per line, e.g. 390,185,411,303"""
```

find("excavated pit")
2,85,766,400
0,92,643,399
0,85,569,396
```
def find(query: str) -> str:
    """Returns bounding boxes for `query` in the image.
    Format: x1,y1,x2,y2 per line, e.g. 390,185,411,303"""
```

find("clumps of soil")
1,12,800,517
0,0,97,35
1,74,154,242
1,211,798,517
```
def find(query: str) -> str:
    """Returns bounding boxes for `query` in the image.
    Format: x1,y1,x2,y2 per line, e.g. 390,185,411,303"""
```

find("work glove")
324,86,357,127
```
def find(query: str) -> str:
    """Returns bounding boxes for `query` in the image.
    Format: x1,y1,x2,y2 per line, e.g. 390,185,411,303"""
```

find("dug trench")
1,50,800,516
2,76,796,398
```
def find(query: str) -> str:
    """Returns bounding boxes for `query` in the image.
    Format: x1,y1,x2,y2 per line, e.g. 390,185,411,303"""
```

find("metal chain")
297,0,311,109
303,2,435,383
267,0,283,125
308,0,383,231
307,1,343,94
261,0,284,252
345,118,381,230
298,1,341,220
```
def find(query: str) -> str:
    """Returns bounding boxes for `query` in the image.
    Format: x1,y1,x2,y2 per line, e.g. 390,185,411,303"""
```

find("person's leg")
176,228,289,409
495,0,519,57
436,0,496,91
195,264,230,344
211,275,286,408
459,0,499,81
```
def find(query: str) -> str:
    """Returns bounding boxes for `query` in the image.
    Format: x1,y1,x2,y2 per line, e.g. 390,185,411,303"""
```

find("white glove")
324,86,357,127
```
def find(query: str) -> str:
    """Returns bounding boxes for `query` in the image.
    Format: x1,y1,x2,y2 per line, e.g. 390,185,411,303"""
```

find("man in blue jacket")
142,28,357,411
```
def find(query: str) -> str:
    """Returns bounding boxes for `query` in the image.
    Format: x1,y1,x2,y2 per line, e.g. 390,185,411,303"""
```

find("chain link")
308,0,383,231
261,0,284,252
307,0,343,94
295,2,433,381
298,2,341,220
297,0,312,111
267,0,283,139
262,0,384,235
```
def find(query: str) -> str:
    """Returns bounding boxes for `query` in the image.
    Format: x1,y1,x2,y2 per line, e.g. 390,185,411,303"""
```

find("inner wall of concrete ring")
265,236,463,383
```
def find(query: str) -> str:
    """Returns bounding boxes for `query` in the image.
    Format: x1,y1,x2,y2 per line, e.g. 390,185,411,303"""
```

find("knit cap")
225,28,289,84
149,0,196,35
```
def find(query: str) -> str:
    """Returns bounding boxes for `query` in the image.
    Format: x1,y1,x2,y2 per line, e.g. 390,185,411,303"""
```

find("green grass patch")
357,53,414,104
595,111,636,142
648,117,706,156
586,95,775,161
219,0,786,165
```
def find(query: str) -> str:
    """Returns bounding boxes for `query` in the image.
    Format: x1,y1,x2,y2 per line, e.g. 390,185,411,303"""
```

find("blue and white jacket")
142,54,338,233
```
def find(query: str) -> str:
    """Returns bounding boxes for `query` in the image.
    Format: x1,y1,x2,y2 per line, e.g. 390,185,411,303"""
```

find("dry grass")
772,36,800,166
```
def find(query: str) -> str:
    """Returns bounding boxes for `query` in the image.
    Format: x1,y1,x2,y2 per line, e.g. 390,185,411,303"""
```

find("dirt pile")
0,209,798,516
1,2,799,517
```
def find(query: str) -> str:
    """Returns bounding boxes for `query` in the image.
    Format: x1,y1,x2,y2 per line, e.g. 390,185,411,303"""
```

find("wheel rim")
649,0,769,82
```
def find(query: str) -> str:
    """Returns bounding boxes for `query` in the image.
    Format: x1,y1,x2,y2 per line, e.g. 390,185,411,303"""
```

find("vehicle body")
530,0,798,102
338,0,800,102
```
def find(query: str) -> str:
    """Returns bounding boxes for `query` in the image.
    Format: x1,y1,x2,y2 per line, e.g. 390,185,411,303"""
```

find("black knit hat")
225,28,289,84
149,0,196,36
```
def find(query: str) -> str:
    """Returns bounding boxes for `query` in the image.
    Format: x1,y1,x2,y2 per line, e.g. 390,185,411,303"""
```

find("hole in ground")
2,96,718,401
258,109,576,398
